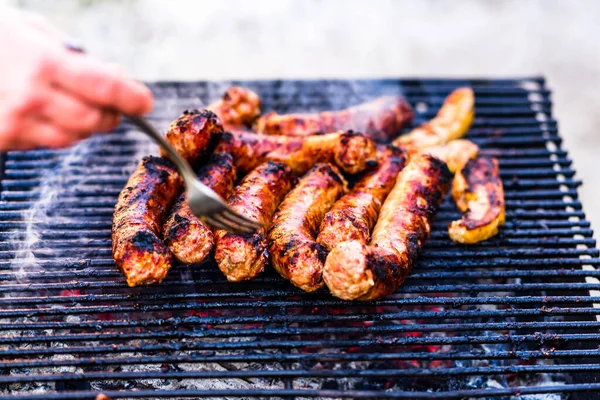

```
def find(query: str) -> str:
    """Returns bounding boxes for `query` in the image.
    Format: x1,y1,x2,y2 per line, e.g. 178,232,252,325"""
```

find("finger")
96,110,122,133
41,88,104,132
33,122,76,149
9,118,75,150
0,113,42,151
52,53,153,116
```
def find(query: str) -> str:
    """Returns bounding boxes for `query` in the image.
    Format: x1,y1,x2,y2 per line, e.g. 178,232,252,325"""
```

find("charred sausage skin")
255,95,413,142
214,130,291,175
323,154,451,300
268,163,348,292
112,156,183,287
449,156,505,244
421,139,480,174
317,146,407,251
214,161,295,281
393,88,474,150
163,153,237,265
215,130,377,175
207,87,261,130
162,109,223,166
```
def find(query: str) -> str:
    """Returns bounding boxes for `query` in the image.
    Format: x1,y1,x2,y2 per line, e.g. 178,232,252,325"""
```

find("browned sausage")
449,156,505,244
214,130,291,175
317,146,407,251
323,154,451,300
393,88,474,150
215,130,377,175
420,139,480,174
214,162,295,281
207,87,261,130
254,95,413,142
162,109,223,166
268,163,347,292
163,153,237,265
266,130,378,175
112,156,183,287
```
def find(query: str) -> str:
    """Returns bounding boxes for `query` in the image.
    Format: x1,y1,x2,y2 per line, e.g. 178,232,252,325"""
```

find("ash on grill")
0,78,596,400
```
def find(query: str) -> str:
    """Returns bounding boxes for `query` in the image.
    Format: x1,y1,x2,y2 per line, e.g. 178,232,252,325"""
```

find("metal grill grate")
0,77,599,399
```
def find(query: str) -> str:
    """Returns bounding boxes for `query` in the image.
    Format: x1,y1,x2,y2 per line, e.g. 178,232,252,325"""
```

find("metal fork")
63,43,259,234
128,116,261,234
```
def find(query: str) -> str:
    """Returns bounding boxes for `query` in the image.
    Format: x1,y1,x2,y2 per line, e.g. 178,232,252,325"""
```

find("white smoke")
9,129,156,282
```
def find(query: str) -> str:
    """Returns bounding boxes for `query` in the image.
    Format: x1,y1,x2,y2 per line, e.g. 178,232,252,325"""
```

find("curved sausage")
214,161,295,281
215,130,378,175
112,156,183,287
162,109,223,166
323,154,451,300
266,130,378,175
163,153,237,265
268,163,348,292
207,87,261,130
254,95,413,142
317,146,407,251
421,139,479,174
214,130,291,175
449,156,505,244
393,88,474,150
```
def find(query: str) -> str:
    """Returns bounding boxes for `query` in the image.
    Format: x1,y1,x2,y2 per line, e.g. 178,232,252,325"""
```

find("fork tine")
221,207,262,231
203,215,233,232
211,212,256,235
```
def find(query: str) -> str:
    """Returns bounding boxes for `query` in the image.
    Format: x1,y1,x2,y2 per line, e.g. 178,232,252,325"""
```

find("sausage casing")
393,88,474,150
449,156,505,244
214,162,295,281
214,130,290,175
254,95,413,142
162,109,223,166
421,139,480,174
215,130,377,176
323,154,451,300
112,156,183,287
207,87,261,130
317,146,407,251
163,153,237,265
268,163,347,292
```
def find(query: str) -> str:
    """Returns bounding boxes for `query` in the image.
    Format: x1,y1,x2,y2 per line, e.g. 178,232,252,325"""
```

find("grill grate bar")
0,77,597,399
2,349,600,370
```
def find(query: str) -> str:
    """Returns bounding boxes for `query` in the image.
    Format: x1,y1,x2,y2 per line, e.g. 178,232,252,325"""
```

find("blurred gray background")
3,0,600,237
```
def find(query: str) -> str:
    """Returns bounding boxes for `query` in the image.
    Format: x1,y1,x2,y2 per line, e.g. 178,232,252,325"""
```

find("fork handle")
127,116,197,182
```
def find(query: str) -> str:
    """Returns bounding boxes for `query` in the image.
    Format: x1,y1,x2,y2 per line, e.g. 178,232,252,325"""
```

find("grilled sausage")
317,146,407,251
323,154,451,301
162,109,223,166
214,130,291,174
268,163,348,292
163,153,237,265
112,156,183,287
214,162,295,281
421,139,480,173
393,88,474,150
207,87,261,130
254,95,414,142
215,130,378,175
448,156,505,244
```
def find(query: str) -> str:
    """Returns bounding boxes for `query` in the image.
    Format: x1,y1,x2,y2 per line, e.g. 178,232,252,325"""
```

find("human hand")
0,8,153,150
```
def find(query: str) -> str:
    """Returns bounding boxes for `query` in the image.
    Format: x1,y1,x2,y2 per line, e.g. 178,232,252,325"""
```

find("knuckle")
44,130,72,149
79,108,103,131
94,75,120,106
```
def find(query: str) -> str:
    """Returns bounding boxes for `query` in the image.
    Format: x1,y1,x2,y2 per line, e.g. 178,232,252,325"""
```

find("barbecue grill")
0,77,598,399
